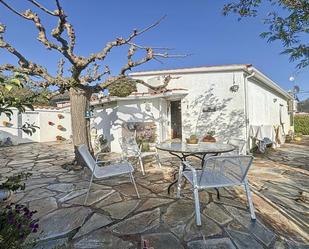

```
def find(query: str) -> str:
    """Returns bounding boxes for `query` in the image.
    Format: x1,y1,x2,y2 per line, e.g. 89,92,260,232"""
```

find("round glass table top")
156,142,235,154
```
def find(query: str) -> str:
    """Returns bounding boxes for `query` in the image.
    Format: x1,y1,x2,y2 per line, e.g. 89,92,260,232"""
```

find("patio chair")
177,155,256,226
226,138,246,155
119,137,161,175
78,144,140,204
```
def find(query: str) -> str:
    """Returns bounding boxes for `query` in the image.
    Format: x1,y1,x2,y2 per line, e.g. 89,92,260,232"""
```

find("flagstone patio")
0,139,308,249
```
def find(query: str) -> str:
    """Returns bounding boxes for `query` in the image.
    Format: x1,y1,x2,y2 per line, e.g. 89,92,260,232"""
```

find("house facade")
1,64,292,150
91,64,294,153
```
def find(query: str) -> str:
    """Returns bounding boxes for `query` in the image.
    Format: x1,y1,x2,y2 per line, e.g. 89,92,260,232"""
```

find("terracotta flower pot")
186,138,199,144
2,121,11,127
57,125,64,130
202,135,216,143
56,135,66,141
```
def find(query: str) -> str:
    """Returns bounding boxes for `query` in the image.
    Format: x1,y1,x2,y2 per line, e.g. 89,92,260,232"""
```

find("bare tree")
0,0,185,164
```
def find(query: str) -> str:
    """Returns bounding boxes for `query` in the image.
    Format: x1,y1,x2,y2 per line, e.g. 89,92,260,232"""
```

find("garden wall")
0,107,71,145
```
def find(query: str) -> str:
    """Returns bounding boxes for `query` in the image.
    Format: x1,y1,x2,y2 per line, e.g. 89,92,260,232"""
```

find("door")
170,100,182,139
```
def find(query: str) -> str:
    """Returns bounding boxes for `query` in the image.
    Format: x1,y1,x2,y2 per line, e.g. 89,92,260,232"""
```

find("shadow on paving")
0,142,308,249
248,136,309,244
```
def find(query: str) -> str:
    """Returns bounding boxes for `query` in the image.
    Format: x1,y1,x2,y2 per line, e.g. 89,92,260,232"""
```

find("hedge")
294,115,309,135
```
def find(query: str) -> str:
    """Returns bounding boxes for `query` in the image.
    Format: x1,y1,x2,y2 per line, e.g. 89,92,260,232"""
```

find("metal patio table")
156,141,235,195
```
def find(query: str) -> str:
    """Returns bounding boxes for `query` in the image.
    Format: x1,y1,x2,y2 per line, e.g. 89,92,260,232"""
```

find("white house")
91,64,294,153
1,64,293,151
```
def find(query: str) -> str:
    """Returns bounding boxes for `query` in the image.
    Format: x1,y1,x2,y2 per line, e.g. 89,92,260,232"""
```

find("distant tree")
3,81,50,107
0,73,40,135
0,73,34,119
299,98,309,112
0,0,184,164
223,0,309,68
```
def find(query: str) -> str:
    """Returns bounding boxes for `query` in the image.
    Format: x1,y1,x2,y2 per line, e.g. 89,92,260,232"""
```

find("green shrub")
294,115,309,135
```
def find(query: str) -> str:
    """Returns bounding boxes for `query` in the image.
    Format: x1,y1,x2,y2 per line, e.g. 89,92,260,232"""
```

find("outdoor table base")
167,151,220,199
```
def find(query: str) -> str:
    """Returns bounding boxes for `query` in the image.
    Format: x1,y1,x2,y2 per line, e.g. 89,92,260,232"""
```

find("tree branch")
120,43,188,75
87,15,167,64
1,2,185,92
1,0,80,68
81,64,110,84
133,75,181,91
0,22,59,86
0,24,29,67
51,0,76,57
27,0,57,16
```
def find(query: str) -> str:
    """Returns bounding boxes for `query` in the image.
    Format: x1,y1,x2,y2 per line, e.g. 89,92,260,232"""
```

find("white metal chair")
78,144,140,204
119,137,161,175
226,138,246,155
177,155,256,226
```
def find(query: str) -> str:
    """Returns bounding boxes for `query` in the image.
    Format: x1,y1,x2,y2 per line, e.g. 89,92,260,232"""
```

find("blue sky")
0,0,308,99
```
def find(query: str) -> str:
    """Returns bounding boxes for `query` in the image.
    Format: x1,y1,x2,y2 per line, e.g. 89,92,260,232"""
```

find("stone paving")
0,141,308,249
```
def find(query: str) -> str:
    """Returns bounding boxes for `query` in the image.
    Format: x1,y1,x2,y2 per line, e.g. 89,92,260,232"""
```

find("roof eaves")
129,64,252,76
91,89,188,106
249,67,292,100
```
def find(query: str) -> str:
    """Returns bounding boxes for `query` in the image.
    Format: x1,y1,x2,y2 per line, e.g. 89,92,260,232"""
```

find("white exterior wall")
247,78,291,133
38,109,72,142
0,109,25,144
92,102,118,151
133,71,247,142
21,112,40,143
0,108,71,144
93,66,292,153
92,98,168,152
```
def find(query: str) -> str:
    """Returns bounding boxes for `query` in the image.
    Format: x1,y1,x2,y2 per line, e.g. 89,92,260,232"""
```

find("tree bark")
69,87,92,166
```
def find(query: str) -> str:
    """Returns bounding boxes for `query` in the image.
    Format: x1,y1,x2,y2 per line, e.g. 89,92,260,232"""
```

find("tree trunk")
69,87,92,166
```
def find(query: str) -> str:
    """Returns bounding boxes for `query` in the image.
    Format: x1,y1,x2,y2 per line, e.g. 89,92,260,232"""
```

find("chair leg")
176,162,183,198
84,173,94,205
193,187,202,226
155,153,162,168
130,173,140,199
244,181,256,220
139,156,145,175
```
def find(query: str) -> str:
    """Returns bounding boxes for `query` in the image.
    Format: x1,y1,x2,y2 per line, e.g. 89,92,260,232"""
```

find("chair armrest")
182,161,197,173
182,161,199,187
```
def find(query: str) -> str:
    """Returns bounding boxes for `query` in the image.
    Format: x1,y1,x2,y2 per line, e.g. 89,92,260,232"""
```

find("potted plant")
0,173,32,202
285,130,294,143
48,121,54,126
202,131,216,143
186,134,199,144
136,125,157,152
0,203,39,249
285,134,292,143
57,114,64,119
57,125,65,131
56,135,66,141
294,133,303,142
2,121,12,127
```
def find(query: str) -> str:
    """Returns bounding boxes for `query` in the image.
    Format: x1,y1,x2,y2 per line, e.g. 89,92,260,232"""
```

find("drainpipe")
244,68,255,154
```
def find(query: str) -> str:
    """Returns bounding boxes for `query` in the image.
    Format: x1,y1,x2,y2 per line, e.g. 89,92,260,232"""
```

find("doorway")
170,100,182,139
